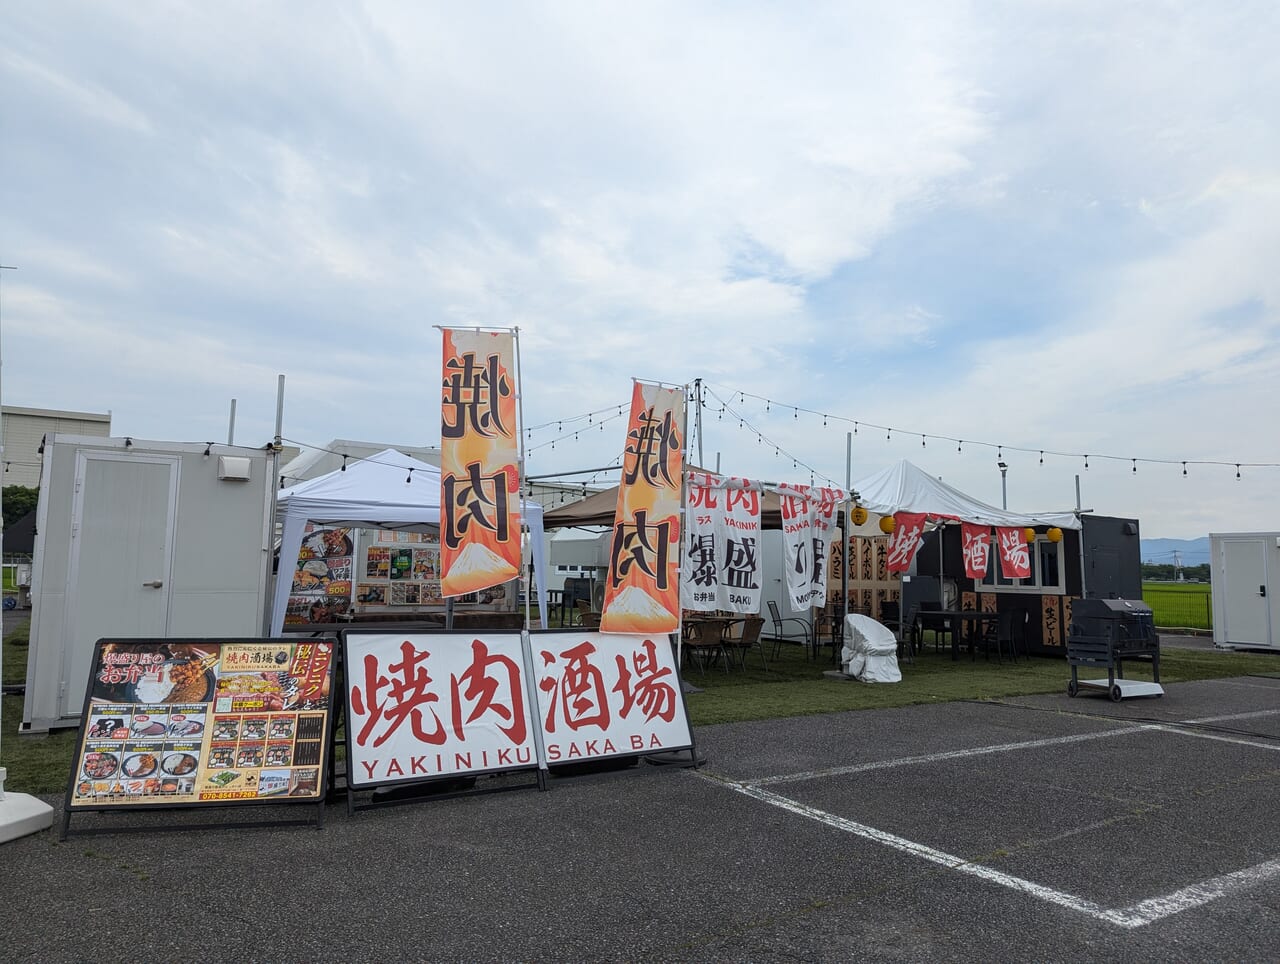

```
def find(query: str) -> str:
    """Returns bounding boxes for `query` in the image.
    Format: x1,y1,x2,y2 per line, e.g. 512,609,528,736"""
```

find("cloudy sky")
2,1,1277,537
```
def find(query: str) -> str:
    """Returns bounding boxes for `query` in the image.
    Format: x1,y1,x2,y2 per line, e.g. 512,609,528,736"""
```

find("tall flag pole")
600,380,686,635
439,328,523,597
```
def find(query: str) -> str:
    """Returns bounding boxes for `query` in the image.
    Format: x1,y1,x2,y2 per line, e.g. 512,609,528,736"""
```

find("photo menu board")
284,525,354,625
67,639,335,810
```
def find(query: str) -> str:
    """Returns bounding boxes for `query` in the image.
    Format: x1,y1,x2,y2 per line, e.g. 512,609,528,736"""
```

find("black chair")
978,610,1016,662
767,600,813,659
916,600,953,653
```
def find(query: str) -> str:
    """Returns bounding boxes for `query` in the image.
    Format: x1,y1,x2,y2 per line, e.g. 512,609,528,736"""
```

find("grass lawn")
3,618,1276,796
683,635,1279,726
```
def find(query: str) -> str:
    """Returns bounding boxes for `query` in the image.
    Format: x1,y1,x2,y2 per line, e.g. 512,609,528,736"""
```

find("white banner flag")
681,473,763,614
775,483,842,610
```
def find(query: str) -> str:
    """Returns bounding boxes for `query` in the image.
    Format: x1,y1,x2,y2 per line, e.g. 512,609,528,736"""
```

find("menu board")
67,639,335,810
285,525,354,625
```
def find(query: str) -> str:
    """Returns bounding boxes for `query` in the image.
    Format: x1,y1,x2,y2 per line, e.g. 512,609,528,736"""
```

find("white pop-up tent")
852,460,1081,529
270,448,548,634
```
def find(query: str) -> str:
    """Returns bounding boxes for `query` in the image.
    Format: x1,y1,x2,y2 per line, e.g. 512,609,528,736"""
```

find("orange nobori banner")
439,329,522,597
600,381,685,635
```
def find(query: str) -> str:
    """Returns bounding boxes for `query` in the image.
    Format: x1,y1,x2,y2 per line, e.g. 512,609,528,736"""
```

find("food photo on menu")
70,639,335,809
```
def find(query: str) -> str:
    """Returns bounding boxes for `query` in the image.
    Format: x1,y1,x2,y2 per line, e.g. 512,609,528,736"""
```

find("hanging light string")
525,406,629,455
278,437,632,506
277,439,445,487
706,382,1280,475
706,387,842,489
523,399,631,436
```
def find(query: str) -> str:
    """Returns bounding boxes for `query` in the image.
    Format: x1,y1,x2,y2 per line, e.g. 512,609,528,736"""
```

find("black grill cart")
1066,598,1164,701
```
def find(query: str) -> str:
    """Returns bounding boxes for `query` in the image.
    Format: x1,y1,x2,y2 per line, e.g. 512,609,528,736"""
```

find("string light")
702,382,1280,476
340,455,347,472
1236,464,1241,480
1132,459,1137,474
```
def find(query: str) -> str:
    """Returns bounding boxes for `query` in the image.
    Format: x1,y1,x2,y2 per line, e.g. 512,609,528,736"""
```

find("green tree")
2,485,39,528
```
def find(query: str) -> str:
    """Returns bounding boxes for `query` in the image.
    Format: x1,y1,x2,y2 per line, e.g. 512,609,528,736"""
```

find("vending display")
68,639,334,809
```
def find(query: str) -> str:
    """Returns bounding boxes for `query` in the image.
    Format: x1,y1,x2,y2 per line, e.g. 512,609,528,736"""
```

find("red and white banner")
996,527,1032,579
886,512,928,573
601,382,685,635
681,473,762,614
344,632,538,787
439,329,522,597
534,631,693,764
961,523,992,579
776,484,842,609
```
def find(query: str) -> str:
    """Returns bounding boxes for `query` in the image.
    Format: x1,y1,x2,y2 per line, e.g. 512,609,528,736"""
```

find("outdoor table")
918,610,1002,660
545,588,565,624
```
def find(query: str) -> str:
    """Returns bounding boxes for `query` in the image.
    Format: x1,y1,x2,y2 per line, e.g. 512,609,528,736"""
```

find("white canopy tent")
271,448,548,634
851,459,1081,529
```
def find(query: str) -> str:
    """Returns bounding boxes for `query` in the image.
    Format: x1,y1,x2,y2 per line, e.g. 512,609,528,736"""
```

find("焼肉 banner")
343,631,539,787
600,381,685,635
439,328,522,597
68,639,335,809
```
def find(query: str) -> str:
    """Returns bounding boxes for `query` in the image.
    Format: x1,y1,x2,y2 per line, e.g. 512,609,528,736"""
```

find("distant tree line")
1141,562,1210,582
2,485,38,529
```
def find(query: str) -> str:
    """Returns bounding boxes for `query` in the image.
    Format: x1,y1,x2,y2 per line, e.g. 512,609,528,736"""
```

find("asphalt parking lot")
3,669,1278,962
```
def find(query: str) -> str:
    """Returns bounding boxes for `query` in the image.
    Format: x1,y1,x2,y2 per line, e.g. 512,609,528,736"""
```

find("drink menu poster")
66,638,335,810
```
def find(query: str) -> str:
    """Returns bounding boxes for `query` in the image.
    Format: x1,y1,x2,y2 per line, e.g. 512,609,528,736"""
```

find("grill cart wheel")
1067,679,1078,698
1110,684,1123,702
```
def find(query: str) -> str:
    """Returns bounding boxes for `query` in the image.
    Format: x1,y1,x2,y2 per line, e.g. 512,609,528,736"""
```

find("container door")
1221,539,1269,647
60,453,179,716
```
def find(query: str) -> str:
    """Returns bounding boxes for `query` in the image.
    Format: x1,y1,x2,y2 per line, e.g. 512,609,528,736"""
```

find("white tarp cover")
851,460,1080,530
841,613,902,683
271,448,548,634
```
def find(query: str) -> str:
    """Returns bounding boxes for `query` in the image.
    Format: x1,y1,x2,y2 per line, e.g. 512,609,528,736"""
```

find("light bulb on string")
1132,459,1137,474
1039,450,1044,465
766,400,771,411
886,429,891,442
1084,455,1089,470
1182,462,1187,476
341,455,347,472
958,440,963,453
1236,464,1241,480
921,435,926,448
793,407,798,419
406,468,414,484
997,445,1003,459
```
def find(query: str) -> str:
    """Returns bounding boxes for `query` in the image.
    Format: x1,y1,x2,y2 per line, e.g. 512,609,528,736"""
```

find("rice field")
1142,580,1212,630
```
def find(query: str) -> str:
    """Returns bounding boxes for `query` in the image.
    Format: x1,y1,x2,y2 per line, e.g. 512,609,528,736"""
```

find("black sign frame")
61,637,337,840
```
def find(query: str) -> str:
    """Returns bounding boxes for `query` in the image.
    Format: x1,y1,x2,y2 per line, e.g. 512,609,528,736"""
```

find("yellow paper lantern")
1024,527,1037,543
852,507,868,526
879,515,896,534
1047,526,1063,543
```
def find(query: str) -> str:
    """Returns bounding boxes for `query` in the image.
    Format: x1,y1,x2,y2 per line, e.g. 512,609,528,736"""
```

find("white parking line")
723,781,1280,929
710,706,1280,928
752,708,1280,787
752,728,1152,787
